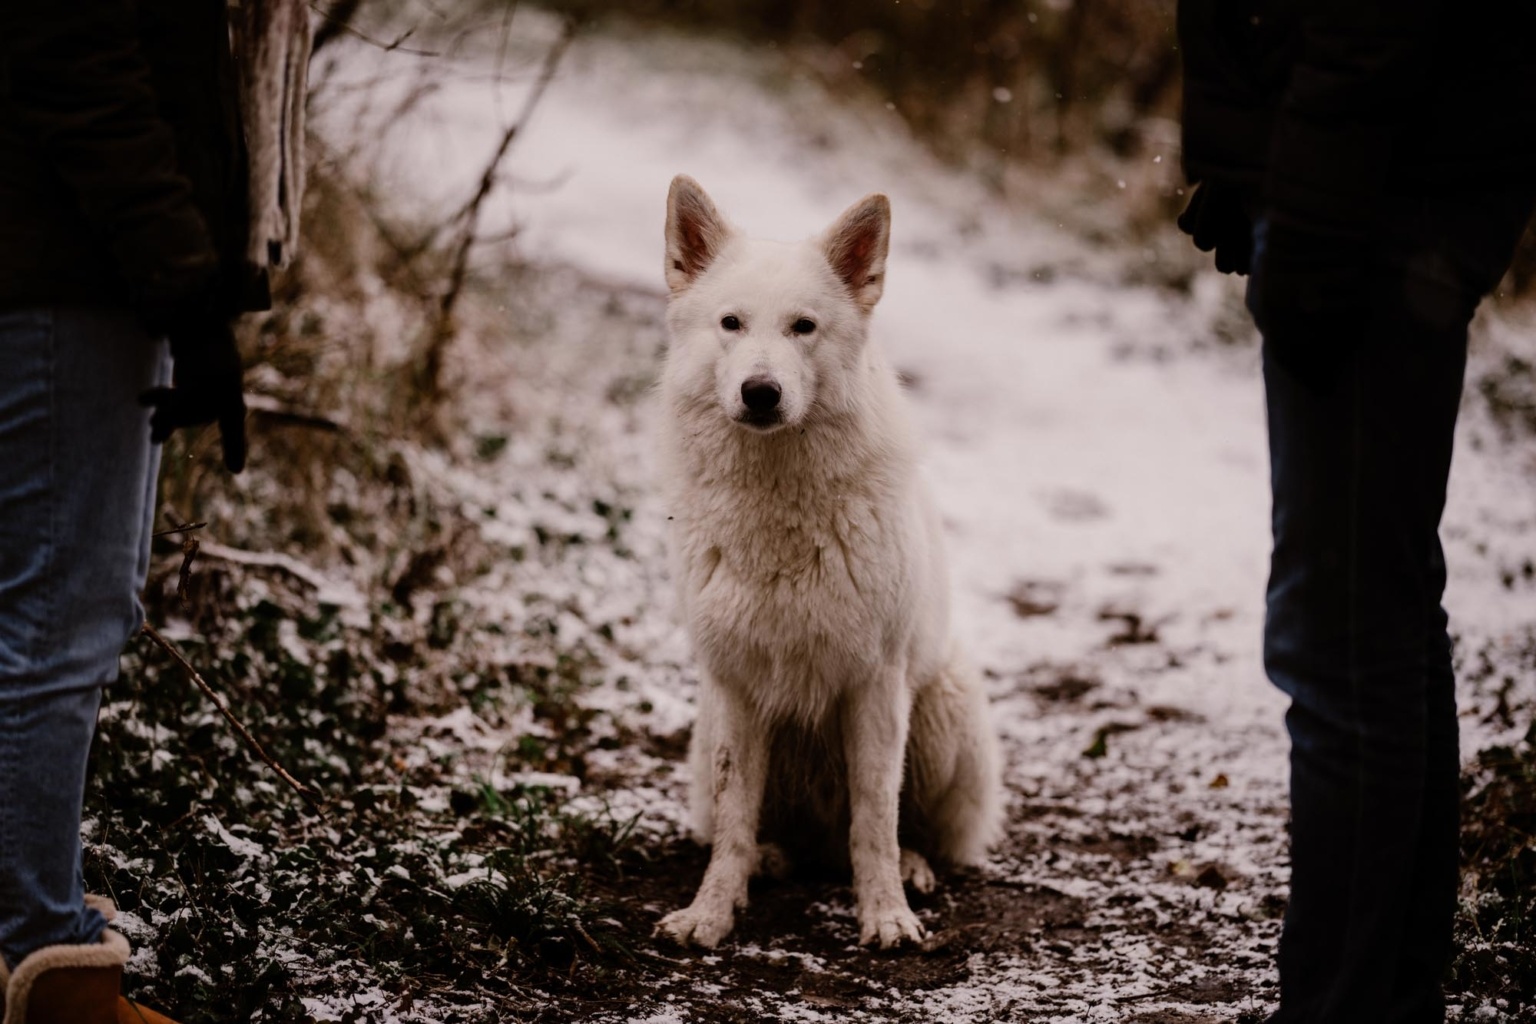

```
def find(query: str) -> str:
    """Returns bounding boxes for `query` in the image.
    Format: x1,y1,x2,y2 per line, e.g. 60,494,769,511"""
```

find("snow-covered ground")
302,10,1536,1021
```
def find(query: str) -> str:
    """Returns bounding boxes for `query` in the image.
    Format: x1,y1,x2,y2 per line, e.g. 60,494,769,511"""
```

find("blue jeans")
1252,192,1535,1023
0,307,168,969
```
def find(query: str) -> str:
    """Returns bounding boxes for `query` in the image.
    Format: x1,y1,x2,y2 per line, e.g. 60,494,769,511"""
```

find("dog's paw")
656,903,736,949
899,849,936,894
858,901,927,949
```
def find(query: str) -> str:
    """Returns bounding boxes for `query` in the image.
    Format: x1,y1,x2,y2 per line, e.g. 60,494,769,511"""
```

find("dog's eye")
720,315,742,331
791,318,816,335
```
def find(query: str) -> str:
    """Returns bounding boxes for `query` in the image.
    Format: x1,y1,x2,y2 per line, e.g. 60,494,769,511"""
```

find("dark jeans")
1251,190,1535,1024
0,307,167,969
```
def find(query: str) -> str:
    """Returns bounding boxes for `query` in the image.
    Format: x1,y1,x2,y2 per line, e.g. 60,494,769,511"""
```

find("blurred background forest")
537,0,1536,290
545,0,1184,162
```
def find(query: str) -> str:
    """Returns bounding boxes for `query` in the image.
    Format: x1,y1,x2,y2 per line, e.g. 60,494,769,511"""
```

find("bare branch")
310,0,364,54
417,16,578,409
177,536,201,605
152,522,208,539
197,542,367,610
306,0,441,56
140,622,319,805
442,19,575,234
155,510,205,603
245,393,348,434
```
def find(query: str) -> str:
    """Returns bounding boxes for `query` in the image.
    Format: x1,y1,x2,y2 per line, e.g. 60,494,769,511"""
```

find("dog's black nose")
741,378,781,413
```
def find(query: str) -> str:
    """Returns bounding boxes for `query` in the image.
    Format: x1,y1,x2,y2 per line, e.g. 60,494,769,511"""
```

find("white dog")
654,176,1002,950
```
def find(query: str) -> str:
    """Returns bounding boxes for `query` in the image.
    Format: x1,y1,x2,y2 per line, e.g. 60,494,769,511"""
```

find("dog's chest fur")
669,424,917,723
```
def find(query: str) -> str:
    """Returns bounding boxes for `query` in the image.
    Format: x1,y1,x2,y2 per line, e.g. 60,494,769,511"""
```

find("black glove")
1178,182,1254,276
1246,220,1372,391
141,314,247,473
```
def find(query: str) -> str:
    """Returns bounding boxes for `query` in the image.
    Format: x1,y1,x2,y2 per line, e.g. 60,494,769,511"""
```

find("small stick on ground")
1116,987,1176,1003
140,622,319,806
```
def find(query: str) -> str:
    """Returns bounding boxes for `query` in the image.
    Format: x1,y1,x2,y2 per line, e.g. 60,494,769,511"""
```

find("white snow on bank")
310,8,1536,1021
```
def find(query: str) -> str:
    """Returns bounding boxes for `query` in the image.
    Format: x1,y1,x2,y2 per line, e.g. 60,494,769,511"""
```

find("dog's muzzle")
737,377,784,430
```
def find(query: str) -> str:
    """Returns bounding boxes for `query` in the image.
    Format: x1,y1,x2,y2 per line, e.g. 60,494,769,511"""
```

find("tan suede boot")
115,995,179,1024
0,900,180,1024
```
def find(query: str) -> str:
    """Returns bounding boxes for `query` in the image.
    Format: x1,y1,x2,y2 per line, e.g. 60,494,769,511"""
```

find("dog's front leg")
657,683,767,949
846,664,926,948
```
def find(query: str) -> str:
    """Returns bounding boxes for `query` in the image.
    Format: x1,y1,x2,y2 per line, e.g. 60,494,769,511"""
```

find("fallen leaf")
1195,864,1229,890
1083,732,1108,759
1082,722,1139,759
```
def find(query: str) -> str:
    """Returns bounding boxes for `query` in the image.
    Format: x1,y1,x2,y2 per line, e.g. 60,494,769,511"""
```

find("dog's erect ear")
665,175,730,294
822,193,890,313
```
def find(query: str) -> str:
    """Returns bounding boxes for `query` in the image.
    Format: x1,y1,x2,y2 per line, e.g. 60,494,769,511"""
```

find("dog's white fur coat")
655,176,1002,949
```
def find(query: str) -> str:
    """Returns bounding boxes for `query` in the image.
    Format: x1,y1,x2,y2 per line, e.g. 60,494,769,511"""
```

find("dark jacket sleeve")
0,0,220,322
1178,0,1287,190
1265,1,1440,239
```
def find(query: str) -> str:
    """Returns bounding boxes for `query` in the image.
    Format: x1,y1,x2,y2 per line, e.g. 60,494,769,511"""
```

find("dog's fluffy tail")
905,645,1004,866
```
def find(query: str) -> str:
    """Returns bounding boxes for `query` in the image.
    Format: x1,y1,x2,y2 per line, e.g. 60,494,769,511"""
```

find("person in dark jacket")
0,1,300,1019
1178,2,1536,1021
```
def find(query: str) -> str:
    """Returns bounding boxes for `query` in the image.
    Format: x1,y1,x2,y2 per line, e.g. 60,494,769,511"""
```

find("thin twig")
156,511,204,603
572,920,604,956
177,537,200,605
196,541,366,610
467,225,523,248
1116,987,1176,1003
310,0,365,54
494,1,523,94
245,394,347,434
140,622,319,805
152,522,208,539
305,1,441,56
